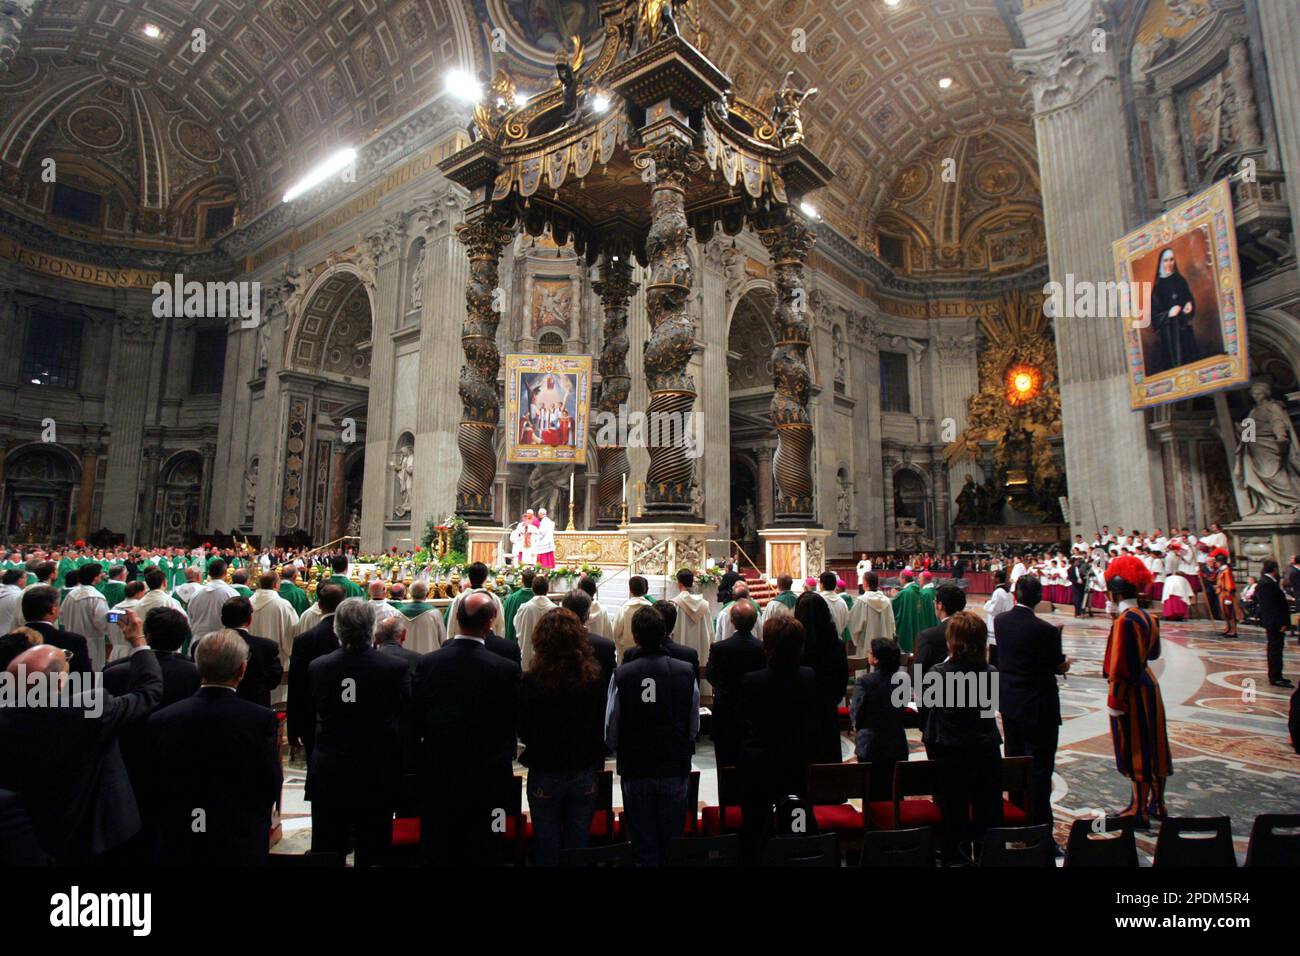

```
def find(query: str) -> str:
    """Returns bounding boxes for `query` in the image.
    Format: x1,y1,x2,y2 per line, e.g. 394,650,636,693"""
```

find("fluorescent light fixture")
282,147,357,203
800,200,820,219
444,69,482,102
592,93,611,113
938,76,953,89
142,23,162,39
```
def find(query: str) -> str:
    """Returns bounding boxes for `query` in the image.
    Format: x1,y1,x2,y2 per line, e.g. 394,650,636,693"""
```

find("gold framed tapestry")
504,353,592,465
1112,178,1248,410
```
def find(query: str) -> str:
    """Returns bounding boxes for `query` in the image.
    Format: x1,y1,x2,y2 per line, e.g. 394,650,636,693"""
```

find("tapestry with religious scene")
504,352,593,465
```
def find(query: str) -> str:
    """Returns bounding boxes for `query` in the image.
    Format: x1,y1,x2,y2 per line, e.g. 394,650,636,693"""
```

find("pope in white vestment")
514,593,557,669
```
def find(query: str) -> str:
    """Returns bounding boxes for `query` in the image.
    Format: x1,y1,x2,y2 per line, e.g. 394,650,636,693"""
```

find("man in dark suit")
994,575,1069,836
561,589,617,687
411,591,521,866
705,599,766,767
1257,560,1292,688
0,610,161,863
624,600,700,674
102,607,200,838
485,629,523,665
374,614,422,668
21,585,92,675
308,598,410,866
1068,556,1088,617
146,628,281,865
287,583,344,758
212,595,284,707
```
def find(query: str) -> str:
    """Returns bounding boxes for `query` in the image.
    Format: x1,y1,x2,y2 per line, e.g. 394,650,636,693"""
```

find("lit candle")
570,471,575,505
622,472,627,503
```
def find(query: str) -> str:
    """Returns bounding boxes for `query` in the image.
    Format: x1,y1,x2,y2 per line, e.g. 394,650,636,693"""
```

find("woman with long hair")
794,590,850,764
922,610,1003,865
518,607,607,865
1102,556,1172,824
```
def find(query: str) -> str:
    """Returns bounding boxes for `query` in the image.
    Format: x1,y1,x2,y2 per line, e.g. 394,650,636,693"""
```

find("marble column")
75,445,99,540
139,445,162,545
1227,38,1262,151
698,238,731,548
592,254,636,528
1013,0,1162,535
758,209,817,526
411,194,470,536
198,442,215,534
755,443,774,528
328,440,348,541
101,312,156,538
359,213,408,550
454,212,516,522
1257,1,1300,282
1156,94,1188,199
626,268,650,517
637,140,701,520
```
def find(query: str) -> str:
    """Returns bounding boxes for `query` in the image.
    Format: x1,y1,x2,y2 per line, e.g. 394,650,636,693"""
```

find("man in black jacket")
214,596,284,707
1068,556,1089,617
994,575,1069,834
287,583,344,757
624,600,700,674
308,598,410,866
412,591,520,866
374,614,422,668
146,628,281,865
914,583,965,753
1257,560,1292,688
21,585,92,675
705,599,766,767
0,610,161,863
561,588,617,687
605,606,699,867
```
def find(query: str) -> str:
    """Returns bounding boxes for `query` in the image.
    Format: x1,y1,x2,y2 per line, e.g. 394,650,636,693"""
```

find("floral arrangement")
693,565,724,585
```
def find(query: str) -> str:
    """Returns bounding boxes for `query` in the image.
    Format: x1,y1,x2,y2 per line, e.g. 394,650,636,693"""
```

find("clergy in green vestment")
97,567,128,608
326,555,366,599
500,569,537,642
890,572,938,653
279,577,312,615
839,589,855,643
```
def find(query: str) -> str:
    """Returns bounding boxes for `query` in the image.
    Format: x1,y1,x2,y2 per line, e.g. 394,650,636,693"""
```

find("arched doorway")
893,467,931,538
157,451,203,546
3,445,78,543
282,270,372,544
728,286,778,539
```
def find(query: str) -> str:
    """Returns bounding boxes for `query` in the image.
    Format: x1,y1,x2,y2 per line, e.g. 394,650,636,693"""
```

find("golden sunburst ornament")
1005,363,1042,406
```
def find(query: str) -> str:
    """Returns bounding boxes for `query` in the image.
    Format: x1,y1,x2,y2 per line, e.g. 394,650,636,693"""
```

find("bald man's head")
368,579,388,599
8,644,69,681
457,589,497,636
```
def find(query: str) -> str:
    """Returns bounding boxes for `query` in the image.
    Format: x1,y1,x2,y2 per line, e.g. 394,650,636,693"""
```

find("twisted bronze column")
760,209,817,525
635,140,702,519
593,254,637,527
454,214,515,521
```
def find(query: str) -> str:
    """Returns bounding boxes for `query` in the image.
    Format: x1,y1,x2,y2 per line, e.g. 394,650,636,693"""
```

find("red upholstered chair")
999,756,1032,826
615,770,699,839
867,759,943,831
806,762,868,852
700,766,745,835
392,774,526,865
586,770,616,843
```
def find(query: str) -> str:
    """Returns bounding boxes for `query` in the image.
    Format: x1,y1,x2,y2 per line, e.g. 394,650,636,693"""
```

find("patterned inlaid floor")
274,611,1300,862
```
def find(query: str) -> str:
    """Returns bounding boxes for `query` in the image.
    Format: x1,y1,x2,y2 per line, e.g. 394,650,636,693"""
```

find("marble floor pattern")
273,610,1300,863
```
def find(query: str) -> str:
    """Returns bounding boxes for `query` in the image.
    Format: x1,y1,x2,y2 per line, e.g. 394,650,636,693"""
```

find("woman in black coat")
794,590,849,764
850,637,909,800
922,611,1003,865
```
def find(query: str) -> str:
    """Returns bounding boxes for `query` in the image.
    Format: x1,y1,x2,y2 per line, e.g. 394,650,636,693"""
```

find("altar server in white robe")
62,564,110,671
576,576,614,641
534,508,558,569
846,571,896,657
669,568,715,661
855,554,872,590
513,575,557,669
613,575,655,657
106,581,147,663
250,571,301,674
395,581,447,653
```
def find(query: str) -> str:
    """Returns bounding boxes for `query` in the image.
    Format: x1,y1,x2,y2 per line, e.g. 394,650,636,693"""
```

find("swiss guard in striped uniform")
1102,554,1172,824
